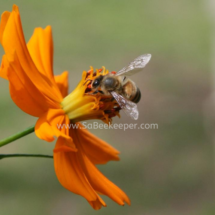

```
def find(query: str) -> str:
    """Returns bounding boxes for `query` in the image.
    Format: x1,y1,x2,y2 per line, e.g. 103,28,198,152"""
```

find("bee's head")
92,75,103,89
103,76,117,90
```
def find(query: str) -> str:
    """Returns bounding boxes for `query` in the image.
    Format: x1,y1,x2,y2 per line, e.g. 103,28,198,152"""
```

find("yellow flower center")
61,67,120,123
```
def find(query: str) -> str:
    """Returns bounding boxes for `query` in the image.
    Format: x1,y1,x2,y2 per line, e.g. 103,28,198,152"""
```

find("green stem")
0,126,35,147
0,154,53,160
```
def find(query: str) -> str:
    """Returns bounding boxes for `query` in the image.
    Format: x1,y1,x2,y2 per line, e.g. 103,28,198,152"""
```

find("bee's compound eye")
92,78,100,88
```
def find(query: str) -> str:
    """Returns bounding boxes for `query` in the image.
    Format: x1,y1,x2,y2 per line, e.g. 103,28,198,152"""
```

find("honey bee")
91,54,151,120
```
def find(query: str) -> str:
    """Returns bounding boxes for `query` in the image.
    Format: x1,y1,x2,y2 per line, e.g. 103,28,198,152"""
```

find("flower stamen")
61,67,120,124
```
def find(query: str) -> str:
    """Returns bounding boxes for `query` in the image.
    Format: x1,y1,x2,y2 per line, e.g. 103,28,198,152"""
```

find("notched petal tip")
0,11,10,43
12,4,19,12
88,199,107,210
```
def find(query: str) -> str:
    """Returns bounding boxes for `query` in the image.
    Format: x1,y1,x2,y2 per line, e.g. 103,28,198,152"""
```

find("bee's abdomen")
131,87,141,103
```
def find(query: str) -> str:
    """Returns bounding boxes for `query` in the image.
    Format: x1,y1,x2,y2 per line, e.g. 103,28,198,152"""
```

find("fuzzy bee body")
92,74,141,104
91,54,151,120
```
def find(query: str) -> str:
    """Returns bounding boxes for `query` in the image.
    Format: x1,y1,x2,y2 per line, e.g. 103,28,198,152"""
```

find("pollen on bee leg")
104,108,116,114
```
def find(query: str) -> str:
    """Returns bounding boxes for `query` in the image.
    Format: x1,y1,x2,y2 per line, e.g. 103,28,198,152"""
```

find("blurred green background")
0,0,214,215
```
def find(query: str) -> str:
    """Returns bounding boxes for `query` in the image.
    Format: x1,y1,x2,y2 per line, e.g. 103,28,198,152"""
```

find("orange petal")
76,123,120,164
27,26,54,81
53,147,105,208
70,128,130,206
0,54,9,79
0,5,63,104
7,52,57,116
35,109,76,151
80,150,130,206
0,10,10,80
35,109,63,142
0,11,10,43
54,71,69,98
54,116,77,151
88,196,106,210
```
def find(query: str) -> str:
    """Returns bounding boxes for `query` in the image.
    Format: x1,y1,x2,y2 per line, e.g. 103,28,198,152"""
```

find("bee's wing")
115,54,151,76
110,91,139,120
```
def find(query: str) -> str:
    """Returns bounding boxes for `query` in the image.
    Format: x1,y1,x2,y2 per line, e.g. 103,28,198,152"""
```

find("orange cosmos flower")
0,5,130,209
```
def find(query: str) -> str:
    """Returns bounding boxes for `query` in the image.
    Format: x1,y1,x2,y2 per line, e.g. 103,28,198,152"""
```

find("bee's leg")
92,90,104,94
88,90,104,95
92,90,99,94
